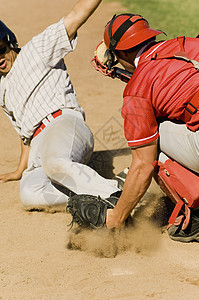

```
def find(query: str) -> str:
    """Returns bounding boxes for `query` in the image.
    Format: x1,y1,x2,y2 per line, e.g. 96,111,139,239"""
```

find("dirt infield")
1,1,199,299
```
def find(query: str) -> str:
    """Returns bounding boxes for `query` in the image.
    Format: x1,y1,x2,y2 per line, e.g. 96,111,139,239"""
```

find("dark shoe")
168,209,199,243
113,167,129,190
110,190,122,198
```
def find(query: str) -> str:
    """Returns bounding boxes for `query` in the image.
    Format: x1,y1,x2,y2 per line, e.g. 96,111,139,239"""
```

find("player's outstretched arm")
64,0,102,41
106,141,158,229
0,140,29,183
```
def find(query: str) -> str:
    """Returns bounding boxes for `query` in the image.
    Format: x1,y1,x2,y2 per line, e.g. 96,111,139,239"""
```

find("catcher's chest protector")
154,159,199,230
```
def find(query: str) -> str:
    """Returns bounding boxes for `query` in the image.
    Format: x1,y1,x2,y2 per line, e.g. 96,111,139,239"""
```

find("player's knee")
43,157,71,179
20,184,36,207
20,183,50,208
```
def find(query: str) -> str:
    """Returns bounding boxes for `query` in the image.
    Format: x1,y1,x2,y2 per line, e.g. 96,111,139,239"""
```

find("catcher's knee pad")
153,159,199,230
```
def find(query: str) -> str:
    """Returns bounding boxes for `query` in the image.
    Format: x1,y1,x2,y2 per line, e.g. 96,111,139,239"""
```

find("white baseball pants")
20,109,119,207
158,120,199,173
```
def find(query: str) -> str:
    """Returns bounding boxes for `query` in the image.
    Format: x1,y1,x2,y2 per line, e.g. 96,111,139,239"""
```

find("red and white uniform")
121,37,199,148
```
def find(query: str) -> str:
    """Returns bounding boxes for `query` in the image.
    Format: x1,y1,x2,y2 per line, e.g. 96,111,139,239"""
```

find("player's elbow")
64,10,85,41
131,159,155,181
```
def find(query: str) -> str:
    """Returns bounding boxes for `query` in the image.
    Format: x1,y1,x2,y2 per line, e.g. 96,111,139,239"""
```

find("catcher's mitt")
91,40,132,83
67,194,118,229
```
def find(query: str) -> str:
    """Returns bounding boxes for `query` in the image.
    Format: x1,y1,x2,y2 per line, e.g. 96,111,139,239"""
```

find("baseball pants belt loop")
183,90,199,123
33,109,62,138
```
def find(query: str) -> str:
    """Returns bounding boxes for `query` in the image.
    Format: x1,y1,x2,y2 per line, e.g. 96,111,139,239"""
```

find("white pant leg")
20,114,70,207
158,120,199,173
40,110,119,197
20,109,119,207
20,166,69,207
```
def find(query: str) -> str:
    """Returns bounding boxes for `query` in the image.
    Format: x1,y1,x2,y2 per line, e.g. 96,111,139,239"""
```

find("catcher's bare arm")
106,141,157,228
0,140,29,183
64,0,102,41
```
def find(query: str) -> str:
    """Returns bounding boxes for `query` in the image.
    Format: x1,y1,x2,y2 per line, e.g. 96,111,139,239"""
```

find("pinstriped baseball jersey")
0,18,84,145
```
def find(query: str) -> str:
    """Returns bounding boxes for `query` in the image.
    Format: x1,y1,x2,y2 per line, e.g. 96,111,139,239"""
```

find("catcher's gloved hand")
67,194,119,229
91,41,132,83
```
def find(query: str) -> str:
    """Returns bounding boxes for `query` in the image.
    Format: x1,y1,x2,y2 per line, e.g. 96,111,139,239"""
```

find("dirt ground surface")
0,1,199,299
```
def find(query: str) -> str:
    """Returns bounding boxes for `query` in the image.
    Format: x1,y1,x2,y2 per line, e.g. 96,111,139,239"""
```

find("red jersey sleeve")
121,95,159,147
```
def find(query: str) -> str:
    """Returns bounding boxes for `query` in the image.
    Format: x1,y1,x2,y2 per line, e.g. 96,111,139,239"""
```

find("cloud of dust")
66,192,170,258
67,220,163,258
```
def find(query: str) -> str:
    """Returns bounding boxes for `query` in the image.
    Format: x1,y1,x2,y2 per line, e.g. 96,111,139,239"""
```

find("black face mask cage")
104,48,119,70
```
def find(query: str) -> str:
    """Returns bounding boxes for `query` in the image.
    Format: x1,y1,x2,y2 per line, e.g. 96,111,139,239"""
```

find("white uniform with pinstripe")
0,19,119,207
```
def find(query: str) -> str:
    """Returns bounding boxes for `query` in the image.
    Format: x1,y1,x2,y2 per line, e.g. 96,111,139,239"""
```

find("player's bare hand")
106,208,125,229
0,170,23,183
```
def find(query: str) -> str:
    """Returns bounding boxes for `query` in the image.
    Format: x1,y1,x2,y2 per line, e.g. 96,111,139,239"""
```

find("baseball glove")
67,194,119,229
91,40,132,83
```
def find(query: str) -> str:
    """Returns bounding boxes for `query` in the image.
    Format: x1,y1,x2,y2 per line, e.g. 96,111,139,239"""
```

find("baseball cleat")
113,167,129,190
167,209,199,243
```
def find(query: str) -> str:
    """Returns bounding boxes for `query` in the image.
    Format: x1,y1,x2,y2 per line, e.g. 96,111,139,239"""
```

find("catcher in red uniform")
68,14,199,242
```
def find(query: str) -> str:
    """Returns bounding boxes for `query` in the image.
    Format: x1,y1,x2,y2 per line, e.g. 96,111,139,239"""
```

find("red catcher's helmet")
104,14,164,51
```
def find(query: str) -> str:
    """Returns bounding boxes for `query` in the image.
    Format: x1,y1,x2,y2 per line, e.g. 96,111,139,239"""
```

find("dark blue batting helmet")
0,20,18,49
